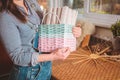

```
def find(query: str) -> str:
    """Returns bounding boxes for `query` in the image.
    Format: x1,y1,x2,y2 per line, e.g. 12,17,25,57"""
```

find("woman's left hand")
72,24,82,38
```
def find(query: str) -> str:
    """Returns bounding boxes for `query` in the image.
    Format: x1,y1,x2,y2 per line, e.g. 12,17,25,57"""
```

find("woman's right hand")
37,47,71,62
51,47,71,61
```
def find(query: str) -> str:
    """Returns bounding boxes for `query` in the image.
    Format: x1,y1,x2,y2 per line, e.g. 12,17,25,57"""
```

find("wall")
94,26,113,41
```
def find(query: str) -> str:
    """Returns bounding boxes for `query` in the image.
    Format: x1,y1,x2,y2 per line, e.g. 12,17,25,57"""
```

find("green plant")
111,20,120,37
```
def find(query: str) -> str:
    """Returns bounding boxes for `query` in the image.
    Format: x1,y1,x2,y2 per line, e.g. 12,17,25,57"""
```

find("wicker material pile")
52,49,120,80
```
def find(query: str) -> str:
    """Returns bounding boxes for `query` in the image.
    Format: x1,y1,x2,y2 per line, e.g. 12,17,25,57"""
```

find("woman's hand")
38,48,70,62
51,47,71,60
72,24,82,38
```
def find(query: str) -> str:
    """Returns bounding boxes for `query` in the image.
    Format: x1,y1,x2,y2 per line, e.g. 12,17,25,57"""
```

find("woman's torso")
0,0,40,66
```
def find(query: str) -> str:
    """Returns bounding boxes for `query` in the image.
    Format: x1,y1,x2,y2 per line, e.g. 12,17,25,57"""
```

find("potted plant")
111,20,120,37
111,20,120,50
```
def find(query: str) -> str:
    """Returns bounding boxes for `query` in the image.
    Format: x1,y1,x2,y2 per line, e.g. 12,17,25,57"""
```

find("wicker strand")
41,12,61,24
72,58,90,64
97,47,110,55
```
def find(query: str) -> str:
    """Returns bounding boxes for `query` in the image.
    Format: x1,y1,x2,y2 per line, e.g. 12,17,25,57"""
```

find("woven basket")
38,13,76,52
38,24,76,52
52,48,120,80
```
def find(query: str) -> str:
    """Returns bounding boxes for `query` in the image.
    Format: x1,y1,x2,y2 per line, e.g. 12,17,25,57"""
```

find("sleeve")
0,15,39,66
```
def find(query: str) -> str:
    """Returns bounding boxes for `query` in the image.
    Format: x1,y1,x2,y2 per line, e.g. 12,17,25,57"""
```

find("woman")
0,0,81,80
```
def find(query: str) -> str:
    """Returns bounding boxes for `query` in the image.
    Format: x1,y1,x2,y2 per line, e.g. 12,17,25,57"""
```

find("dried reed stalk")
67,47,120,66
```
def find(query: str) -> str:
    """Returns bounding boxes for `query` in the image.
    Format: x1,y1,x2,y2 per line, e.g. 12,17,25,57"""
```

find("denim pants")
9,61,52,80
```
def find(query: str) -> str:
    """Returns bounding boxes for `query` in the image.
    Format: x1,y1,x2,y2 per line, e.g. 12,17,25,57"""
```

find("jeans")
9,61,52,80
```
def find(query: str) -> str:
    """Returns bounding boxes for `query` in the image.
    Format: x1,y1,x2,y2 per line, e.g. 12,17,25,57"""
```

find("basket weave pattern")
52,60,120,80
52,48,120,80
38,24,76,52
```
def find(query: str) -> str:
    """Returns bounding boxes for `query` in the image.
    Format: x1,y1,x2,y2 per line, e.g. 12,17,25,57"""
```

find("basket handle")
41,12,61,24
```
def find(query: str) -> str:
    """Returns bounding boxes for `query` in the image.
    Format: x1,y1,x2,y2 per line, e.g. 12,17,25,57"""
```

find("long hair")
0,0,27,23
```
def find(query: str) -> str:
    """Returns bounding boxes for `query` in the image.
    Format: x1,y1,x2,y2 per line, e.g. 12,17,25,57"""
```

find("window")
63,0,84,14
90,0,120,15
63,0,120,28
84,0,120,28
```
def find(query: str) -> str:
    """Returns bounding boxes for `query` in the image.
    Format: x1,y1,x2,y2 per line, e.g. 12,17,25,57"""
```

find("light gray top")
0,0,42,66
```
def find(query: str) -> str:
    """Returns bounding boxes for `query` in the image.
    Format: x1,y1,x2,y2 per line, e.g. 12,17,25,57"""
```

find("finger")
73,27,81,30
77,23,81,25
63,48,71,56
72,28,82,33
72,28,81,32
61,47,69,53
76,24,81,27
73,32,81,36
73,32,81,35
72,27,79,29
72,31,81,34
73,34,81,38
